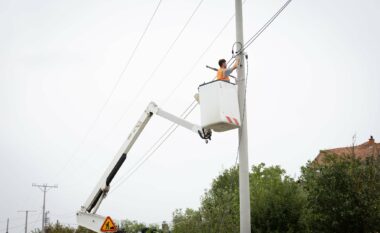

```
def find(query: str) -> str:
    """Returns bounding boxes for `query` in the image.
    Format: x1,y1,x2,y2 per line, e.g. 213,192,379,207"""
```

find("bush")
300,154,380,233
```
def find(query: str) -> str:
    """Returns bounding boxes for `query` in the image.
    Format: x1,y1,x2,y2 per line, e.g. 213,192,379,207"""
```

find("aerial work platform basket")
198,80,241,132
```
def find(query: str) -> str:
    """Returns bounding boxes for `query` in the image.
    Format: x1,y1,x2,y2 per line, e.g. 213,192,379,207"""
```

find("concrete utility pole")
6,218,9,233
17,210,36,233
235,0,251,233
32,184,58,233
44,211,49,228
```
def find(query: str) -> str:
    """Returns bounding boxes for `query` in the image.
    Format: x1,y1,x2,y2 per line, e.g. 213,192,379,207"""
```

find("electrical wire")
0,218,42,231
110,100,198,192
224,0,292,71
237,0,293,55
53,0,163,181
124,0,204,108
80,1,236,182
161,14,234,105
74,0,222,176
161,0,250,106
55,0,289,224
110,100,198,193
0,211,77,232
109,0,254,208
82,0,288,228
90,0,205,154
0,212,40,223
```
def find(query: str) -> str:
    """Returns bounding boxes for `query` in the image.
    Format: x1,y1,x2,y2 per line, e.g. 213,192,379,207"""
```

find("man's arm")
232,57,241,69
225,57,240,76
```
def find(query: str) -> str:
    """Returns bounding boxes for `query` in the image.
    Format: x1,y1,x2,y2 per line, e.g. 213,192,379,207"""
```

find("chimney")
369,136,375,145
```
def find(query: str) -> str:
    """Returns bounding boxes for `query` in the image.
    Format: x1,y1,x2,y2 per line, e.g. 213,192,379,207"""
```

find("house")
315,136,380,163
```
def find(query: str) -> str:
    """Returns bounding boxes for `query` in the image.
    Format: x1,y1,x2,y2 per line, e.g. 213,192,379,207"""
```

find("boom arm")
77,102,211,232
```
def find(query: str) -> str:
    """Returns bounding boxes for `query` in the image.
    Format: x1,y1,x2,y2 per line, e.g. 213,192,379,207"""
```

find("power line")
0,218,42,232
1,210,75,231
60,0,240,183
217,0,294,227
160,15,235,105
108,0,250,195
75,0,204,169
53,0,164,181
238,0,293,55
0,212,40,224
225,0,293,70
111,100,197,192
120,0,204,112
110,100,198,193
160,0,249,106
32,184,58,233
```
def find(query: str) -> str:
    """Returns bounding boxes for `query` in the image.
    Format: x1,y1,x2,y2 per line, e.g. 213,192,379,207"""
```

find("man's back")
217,68,230,82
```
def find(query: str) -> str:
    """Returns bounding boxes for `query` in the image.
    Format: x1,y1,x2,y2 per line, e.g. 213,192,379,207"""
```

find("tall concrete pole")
235,0,251,232
6,218,9,233
18,210,36,233
25,212,28,233
32,184,58,233
42,190,46,232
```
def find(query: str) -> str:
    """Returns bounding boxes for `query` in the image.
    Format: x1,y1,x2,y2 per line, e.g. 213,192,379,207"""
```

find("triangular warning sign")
100,216,117,232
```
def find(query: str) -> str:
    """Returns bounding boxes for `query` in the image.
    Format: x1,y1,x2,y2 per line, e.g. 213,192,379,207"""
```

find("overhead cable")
53,0,164,181
98,0,205,147
110,100,198,193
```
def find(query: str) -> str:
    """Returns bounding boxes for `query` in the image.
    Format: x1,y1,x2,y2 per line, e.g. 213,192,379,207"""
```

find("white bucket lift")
198,80,241,132
76,80,241,233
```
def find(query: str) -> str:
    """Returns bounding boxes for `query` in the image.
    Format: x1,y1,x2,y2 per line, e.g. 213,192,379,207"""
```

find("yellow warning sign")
100,216,117,232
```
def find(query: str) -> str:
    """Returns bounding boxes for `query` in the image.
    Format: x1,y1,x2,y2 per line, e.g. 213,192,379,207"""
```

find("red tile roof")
315,136,380,163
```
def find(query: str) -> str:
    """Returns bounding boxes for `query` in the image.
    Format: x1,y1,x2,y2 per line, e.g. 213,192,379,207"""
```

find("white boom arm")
77,102,211,233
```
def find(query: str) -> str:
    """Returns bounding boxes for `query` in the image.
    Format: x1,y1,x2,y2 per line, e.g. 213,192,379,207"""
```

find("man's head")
218,59,227,68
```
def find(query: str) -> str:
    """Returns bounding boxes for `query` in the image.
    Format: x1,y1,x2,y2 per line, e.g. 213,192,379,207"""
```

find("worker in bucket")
216,57,240,82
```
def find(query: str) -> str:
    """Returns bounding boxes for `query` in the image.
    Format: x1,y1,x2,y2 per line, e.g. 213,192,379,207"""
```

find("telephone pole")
17,210,36,233
6,218,9,233
32,184,58,233
235,0,251,232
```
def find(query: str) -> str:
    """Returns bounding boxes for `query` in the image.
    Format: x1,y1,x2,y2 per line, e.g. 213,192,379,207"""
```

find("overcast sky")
1,0,379,231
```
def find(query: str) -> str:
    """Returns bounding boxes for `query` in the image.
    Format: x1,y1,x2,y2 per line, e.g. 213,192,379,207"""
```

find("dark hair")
218,59,226,67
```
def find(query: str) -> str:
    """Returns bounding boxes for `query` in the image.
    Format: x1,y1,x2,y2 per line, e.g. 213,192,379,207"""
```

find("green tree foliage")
200,166,239,233
75,226,96,233
32,219,163,233
32,221,76,233
32,153,380,233
121,219,146,233
300,154,380,233
250,164,307,233
121,219,164,233
172,164,307,233
172,208,205,233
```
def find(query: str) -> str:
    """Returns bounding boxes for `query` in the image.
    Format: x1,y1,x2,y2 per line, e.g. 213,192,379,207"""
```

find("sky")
1,0,380,231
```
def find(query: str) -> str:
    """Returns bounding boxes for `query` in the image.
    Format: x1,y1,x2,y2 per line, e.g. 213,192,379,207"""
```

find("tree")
250,164,307,233
121,219,165,233
171,164,307,233
75,226,96,233
300,154,380,233
121,219,146,233
32,221,76,233
172,208,205,233
200,166,239,233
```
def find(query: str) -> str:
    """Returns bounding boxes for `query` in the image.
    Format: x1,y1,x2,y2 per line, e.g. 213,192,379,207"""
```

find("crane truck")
76,80,241,233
